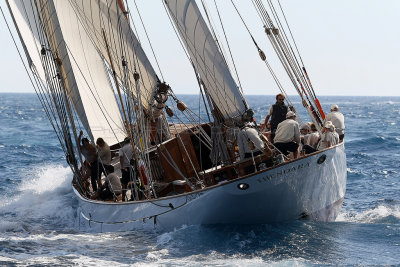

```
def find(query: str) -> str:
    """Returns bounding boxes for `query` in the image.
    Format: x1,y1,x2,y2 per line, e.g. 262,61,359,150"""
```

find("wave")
337,204,400,224
0,164,77,233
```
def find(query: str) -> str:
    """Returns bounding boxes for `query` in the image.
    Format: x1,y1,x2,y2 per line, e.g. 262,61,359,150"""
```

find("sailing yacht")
5,0,346,232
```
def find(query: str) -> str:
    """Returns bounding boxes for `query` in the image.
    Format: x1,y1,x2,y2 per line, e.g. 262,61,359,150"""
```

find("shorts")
274,142,299,155
121,168,133,185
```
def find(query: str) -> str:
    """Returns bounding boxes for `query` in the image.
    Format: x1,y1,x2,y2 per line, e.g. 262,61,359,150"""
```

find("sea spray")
0,164,76,232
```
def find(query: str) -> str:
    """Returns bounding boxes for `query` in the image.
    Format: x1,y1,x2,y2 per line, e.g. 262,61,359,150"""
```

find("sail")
12,0,126,145
6,0,46,82
164,0,248,121
66,0,160,112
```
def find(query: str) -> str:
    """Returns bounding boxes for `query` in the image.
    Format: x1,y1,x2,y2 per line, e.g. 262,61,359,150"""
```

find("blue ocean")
0,93,399,266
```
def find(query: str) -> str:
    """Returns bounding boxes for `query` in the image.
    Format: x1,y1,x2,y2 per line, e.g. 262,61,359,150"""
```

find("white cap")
286,111,296,119
300,124,310,131
331,104,339,111
324,121,335,131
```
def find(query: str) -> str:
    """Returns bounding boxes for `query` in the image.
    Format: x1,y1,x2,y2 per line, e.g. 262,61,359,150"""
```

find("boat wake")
0,164,77,233
337,204,400,224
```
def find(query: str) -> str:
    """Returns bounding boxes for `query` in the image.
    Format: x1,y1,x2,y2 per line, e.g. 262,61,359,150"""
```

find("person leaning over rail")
78,131,100,192
325,104,345,142
273,111,301,159
237,121,265,160
261,93,289,141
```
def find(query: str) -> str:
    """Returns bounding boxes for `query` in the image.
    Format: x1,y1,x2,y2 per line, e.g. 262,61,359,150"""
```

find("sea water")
0,93,399,266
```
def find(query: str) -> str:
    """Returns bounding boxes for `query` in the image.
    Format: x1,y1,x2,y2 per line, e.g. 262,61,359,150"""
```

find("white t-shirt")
98,143,111,165
237,127,264,160
325,111,345,135
306,132,320,149
106,173,122,195
273,119,300,144
317,131,339,150
119,143,134,168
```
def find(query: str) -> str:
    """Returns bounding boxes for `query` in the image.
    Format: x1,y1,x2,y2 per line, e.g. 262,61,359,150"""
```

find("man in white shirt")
317,122,339,150
237,123,264,160
273,111,301,159
302,123,320,154
325,104,345,141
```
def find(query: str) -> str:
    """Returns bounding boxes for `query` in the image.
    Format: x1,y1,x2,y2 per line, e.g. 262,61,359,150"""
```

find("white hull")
75,143,347,232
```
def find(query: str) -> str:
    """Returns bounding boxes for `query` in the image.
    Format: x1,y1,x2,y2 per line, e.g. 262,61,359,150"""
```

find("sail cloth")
6,0,47,83
164,0,248,121
9,0,126,145
66,0,160,112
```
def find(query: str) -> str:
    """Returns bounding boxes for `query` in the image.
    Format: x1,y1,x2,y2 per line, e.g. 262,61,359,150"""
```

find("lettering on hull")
257,162,310,183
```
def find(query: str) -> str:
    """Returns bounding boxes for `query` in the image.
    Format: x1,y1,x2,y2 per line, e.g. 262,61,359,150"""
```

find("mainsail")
67,0,160,113
164,0,248,122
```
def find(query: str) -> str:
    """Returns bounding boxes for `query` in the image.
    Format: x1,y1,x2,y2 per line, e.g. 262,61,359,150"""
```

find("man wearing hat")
237,120,265,160
317,121,339,150
273,111,301,159
325,104,345,141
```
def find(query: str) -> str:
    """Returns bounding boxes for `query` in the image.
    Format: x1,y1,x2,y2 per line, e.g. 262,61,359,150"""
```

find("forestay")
164,0,248,121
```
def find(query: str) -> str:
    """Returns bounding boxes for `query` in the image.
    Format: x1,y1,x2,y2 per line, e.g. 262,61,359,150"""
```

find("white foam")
0,164,76,232
337,205,400,223
141,254,308,267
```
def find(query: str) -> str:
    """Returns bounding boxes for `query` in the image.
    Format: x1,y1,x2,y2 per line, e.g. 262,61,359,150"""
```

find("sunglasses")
278,98,285,101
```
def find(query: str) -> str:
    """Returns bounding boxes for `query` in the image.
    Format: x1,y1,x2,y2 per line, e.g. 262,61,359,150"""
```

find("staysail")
164,0,248,121
9,0,126,145
6,0,46,83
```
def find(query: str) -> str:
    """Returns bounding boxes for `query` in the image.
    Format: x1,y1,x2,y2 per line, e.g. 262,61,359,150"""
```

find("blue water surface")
0,93,399,266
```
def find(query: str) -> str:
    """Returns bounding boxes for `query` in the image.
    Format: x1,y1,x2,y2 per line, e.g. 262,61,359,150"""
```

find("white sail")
53,0,126,144
67,0,160,112
12,0,126,145
164,0,248,121
6,0,46,82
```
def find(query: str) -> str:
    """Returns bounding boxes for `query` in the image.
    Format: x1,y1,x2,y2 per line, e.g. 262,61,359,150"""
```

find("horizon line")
1,92,400,97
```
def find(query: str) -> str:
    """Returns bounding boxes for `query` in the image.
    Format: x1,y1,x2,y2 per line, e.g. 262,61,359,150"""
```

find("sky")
0,0,399,96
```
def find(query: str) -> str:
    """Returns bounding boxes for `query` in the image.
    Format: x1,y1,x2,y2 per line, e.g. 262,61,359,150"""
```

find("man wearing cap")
325,104,345,142
237,122,265,160
273,111,301,159
317,121,339,150
300,124,311,146
262,93,289,141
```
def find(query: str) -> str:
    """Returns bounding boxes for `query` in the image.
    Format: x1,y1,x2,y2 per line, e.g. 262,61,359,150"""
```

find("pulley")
177,101,187,112
133,72,140,81
258,49,266,61
165,106,174,117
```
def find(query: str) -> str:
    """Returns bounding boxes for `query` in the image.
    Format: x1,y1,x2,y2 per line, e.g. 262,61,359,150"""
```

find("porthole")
317,154,327,164
237,183,250,190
